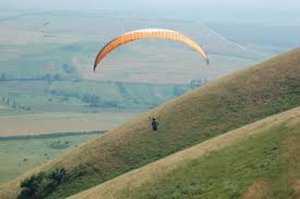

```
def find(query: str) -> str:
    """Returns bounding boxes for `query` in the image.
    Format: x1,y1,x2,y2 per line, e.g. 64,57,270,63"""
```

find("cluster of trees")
0,63,76,83
0,73,63,83
81,93,119,108
61,64,76,74
0,73,7,81
19,168,66,199
47,79,209,110
1,97,31,111
49,90,120,108
42,73,63,83
189,78,208,89
49,80,209,110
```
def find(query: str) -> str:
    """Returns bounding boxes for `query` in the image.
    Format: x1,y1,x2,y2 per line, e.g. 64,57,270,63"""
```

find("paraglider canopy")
93,28,209,71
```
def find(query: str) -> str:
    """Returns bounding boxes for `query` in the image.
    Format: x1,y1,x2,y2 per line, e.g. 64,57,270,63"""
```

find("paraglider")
93,28,209,71
151,118,159,132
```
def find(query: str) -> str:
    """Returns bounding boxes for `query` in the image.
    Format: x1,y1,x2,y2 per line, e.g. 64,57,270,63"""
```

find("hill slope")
70,106,300,199
1,49,300,198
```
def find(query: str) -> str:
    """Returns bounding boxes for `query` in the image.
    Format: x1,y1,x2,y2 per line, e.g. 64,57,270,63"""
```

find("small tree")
12,101,17,109
19,172,47,199
19,168,67,199
0,73,6,81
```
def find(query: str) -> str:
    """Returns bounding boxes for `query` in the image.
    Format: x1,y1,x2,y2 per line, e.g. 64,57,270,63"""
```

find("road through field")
0,112,139,137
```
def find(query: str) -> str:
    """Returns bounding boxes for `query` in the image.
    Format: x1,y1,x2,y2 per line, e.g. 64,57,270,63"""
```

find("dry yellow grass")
292,180,300,199
242,180,270,199
69,107,300,199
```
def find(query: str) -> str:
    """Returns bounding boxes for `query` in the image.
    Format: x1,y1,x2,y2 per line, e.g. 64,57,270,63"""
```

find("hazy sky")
1,0,300,22
2,0,300,10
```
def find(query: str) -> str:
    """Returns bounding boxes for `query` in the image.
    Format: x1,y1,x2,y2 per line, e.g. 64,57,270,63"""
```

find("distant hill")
0,10,273,84
70,106,300,199
1,48,300,198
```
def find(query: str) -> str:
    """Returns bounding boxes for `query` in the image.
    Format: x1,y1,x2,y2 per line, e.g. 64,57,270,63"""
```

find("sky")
2,0,300,11
1,0,300,22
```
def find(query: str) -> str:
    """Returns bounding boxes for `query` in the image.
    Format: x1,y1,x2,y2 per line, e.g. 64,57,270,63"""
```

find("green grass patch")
119,122,299,199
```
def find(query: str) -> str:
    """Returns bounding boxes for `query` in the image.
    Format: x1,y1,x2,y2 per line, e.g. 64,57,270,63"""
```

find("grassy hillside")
1,48,300,198
70,106,300,199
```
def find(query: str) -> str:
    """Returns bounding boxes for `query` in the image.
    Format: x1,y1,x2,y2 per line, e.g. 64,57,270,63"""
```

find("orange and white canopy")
94,28,209,71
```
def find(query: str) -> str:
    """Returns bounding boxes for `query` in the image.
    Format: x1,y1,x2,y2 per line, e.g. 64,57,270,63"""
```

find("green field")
0,79,192,116
0,132,102,184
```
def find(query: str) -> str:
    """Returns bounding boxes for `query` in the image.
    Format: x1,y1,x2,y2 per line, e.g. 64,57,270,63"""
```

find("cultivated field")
0,112,137,137
0,132,101,184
